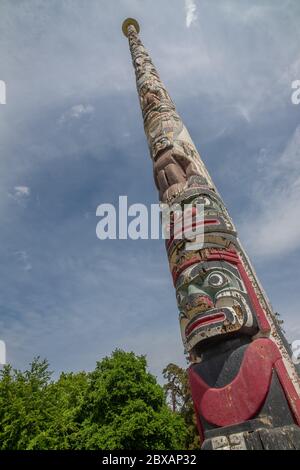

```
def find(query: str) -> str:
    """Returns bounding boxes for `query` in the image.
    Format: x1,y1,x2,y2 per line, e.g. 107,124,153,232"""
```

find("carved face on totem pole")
176,259,258,352
165,181,259,355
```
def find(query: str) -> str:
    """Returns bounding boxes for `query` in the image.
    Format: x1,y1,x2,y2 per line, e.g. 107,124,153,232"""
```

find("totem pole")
122,18,300,450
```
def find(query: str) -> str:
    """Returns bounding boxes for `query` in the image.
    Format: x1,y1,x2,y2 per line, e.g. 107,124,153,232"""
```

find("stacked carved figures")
122,18,300,450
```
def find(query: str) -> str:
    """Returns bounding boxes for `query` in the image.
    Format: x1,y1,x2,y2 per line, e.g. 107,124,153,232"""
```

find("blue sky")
0,0,300,379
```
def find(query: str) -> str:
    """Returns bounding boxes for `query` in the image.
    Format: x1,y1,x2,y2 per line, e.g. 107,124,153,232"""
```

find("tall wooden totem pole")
122,18,300,450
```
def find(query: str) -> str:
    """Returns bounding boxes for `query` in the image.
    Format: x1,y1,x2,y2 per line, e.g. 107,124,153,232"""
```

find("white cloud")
59,104,94,124
14,186,30,197
69,104,94,118
8,186,31,205
14,250,32,271
184,0,198,28
240,125,300,259
234,103,251,123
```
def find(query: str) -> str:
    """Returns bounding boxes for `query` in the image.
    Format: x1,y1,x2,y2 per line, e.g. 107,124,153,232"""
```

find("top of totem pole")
122,18,140,37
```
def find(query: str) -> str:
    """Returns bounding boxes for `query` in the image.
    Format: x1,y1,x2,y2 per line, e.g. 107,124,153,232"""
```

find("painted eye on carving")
176,288,187,304
207,272,227,288
203,196,211,206
197,196,210,206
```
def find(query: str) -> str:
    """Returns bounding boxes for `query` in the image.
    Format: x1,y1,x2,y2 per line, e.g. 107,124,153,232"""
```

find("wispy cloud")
8,186,31,206
14,250,32,272
14,186,30,198
234,103,251,123
185,0,198,28
240,125,300,259
59,104,94,124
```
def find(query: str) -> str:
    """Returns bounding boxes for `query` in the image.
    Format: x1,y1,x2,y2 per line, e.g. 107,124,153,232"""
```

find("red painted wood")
172,247,271,332
236,259,271,333
188,338,281,427
172,257,203,285
275,359,300,425
205,249,270,332
185,312,226,336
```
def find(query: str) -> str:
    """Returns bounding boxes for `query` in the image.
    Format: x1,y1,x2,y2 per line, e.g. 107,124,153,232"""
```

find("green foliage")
163,363,200,449
0,357,88,450
77,350,186,449
0,351,187,450
0,358,53,449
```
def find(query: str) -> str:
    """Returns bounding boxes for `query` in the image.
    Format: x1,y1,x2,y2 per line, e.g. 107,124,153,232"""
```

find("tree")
28,371,89,450
163,363,187,413
76,350,187,449
0,351,187,450
163,363,200,449
0,357,54,449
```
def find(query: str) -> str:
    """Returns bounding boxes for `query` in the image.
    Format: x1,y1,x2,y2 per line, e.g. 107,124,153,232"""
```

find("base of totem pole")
201,424,300,450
